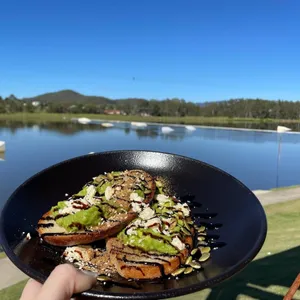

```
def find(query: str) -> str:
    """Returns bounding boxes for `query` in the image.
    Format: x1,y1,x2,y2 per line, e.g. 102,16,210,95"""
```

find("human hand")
20,264,97,300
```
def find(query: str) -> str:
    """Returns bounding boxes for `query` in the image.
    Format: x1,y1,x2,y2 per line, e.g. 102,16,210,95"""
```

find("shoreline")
1,112,300,132
73,117,300,134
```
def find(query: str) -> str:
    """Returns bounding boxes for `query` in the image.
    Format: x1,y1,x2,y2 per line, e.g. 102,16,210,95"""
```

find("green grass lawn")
0,280,28,300
0,112,298,126
2,199,300,300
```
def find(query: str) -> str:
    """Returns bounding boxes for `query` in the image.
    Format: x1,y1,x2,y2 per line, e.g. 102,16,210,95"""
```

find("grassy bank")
2,199,300,299
0,112,299,126
271,184,300,191
0,280,28,300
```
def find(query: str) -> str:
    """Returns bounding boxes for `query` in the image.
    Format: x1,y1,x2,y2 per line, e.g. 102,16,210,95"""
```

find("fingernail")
80,269,99,278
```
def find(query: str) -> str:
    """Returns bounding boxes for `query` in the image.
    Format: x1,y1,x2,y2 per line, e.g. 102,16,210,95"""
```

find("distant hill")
22,90,226,107
22,90,113,105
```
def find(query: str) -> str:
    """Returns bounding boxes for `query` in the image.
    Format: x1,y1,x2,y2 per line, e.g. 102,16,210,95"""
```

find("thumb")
37,264,97,300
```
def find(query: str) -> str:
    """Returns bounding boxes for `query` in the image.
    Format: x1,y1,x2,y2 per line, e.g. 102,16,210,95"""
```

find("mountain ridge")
22,89,113,105
21,89,222,107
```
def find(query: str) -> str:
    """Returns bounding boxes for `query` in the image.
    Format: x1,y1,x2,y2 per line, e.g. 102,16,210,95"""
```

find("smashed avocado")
73,186,88,197
50,201,67,216
97,181,111,195
118,228,178,255
56,206,102,232
99,199,127,218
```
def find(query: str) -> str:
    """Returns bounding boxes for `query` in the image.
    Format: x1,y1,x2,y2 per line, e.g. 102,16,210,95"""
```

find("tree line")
1,94,300,119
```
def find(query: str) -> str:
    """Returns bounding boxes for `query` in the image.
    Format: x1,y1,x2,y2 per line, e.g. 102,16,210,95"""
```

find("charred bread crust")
106,235,193,280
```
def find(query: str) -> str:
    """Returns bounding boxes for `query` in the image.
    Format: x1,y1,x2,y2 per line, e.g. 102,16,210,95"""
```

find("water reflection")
1,120,300,145
1,119,300,206
0,120,110,136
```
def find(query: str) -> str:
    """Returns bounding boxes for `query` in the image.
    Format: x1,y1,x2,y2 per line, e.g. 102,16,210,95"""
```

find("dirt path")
253,186,300,206
0,257,28,290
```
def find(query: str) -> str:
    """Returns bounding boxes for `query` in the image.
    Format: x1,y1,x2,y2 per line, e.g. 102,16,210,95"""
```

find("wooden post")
284,273,300,300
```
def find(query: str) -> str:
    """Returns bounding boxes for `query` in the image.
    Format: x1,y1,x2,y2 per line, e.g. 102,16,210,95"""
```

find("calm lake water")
1,120,300,208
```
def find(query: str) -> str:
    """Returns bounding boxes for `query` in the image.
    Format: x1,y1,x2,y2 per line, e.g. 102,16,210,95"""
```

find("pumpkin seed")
188,220,194,225
197,241,208,246
94,178,105,186
171,225,181,233
200,246,211,254
178,219,184,226
107,173,114,181
144,189,152,194
171,267,185,276
190,261,201,269
94,175,106,183
199,252,211,262
97,275,111,281
184,220,191,231
170,221,177,230
191,248,198,255
185,256,192,265
177,211,184,218
197,236,206,241
112,171,122,177
198,226,206,233
181,227,191,236
155,180,163,188
184,267,193,275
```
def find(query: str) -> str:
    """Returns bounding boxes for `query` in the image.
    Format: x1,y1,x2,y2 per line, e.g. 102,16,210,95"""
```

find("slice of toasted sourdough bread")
63,245,117,275
37,169,156,247
38,209,137,247
106,235,193,280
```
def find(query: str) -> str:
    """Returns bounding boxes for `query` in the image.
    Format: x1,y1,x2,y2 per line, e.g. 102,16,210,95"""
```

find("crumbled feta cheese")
156,194,171,204
132,218,143,227
174,203,190,217
162,217,173,224
131,202,142,213
127,227,137,236
59,200,82,215
105,186,114,200
144,217,161,228
162,229,170,236
65,193,69,197
171,236,185,251
63,246,95,265
139,207,155,220
130,192,143,202
86,197,100,206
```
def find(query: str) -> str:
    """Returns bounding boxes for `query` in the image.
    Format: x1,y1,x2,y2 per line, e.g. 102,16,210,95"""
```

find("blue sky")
0,0,300,102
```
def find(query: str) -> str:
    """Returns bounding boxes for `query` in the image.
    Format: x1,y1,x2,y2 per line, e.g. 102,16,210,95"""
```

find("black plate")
0,150,267,299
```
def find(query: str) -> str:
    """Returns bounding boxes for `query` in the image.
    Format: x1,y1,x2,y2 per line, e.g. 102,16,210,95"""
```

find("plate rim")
0,150,267,299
